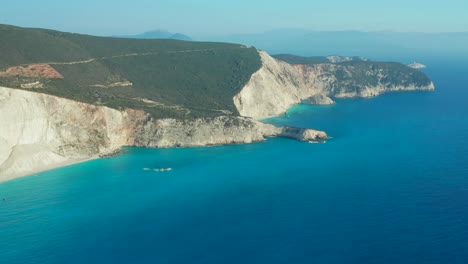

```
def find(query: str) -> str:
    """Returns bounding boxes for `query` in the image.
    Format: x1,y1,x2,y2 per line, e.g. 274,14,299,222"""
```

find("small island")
407,62,427,69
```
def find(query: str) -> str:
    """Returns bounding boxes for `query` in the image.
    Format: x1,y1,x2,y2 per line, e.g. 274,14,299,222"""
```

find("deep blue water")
1,58,468,264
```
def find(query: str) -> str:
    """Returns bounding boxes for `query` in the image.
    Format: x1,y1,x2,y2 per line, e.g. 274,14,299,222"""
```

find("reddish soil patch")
0,64,64,79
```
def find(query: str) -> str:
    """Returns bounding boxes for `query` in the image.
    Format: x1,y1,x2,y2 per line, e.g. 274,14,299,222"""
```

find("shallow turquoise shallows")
1,57,468,264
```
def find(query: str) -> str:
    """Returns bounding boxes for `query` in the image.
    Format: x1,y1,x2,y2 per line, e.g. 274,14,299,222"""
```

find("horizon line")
2,23,468,37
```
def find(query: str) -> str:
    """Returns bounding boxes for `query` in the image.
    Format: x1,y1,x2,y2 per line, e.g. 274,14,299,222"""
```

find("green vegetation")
273,54,367,65
0,24,433,118
0,24,261,118
273,54,329,65
274,53,432,94
334,61,432,87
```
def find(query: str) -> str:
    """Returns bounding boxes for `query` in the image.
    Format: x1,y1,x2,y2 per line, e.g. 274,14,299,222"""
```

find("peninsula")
0,24,434,181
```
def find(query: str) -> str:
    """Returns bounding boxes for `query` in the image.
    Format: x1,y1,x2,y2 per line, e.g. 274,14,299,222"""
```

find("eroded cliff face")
295,63,435,99
0,87,327,181
234,51,434,119
0,87,137,181
233,51,316,119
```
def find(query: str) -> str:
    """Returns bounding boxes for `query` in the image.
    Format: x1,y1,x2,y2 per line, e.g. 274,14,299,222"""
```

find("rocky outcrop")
0,86,327,182
129,116,327,147
234,51,434,119
407,62,427,69
303,94,335,105
326,55,368,63
275,126,328,142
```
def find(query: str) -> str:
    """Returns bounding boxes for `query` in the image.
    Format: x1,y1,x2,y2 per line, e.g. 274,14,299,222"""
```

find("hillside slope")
0,25,434,120
0,24,261,118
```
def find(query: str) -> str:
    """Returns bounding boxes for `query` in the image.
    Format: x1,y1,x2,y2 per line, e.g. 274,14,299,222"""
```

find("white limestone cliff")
0,86,327,182
233,51,322,118
234,51,435,119
0,87,133,181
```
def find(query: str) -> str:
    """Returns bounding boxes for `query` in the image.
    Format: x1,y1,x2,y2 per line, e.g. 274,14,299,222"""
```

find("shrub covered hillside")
274,54,433,91
273,54,330,65
0,24,261,118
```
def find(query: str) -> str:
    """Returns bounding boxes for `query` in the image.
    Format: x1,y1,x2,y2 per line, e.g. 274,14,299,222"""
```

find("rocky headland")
234,51,434,119
0,25,434,181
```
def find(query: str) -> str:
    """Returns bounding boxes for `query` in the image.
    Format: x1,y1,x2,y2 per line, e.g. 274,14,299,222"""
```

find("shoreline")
0,86,432,184
0,84,433,184
0,157,97,184
0,77,435,184
0,126,322,183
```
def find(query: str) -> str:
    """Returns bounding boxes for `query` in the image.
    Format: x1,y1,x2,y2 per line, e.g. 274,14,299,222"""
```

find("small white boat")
153,168,172,172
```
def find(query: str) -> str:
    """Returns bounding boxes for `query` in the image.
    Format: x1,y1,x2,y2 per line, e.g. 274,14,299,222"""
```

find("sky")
3,0,468,36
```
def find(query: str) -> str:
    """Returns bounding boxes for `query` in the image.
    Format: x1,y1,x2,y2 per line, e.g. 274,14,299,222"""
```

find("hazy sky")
3,0,468,36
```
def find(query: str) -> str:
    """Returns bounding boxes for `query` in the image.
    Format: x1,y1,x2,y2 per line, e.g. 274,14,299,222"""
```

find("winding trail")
9,46,251,115
38,48,233,66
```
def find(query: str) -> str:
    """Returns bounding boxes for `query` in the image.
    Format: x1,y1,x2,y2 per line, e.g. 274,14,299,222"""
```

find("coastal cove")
1,57,468,263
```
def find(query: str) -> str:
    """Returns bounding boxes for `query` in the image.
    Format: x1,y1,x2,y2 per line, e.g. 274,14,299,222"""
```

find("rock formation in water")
302,94,336,105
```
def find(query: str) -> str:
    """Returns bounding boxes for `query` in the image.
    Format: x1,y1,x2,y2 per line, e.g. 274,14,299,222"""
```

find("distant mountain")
207,29,468,60
169,33,192,41
116,30,192,41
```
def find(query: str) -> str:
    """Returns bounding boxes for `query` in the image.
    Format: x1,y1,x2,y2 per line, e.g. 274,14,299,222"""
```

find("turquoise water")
1,58,468,263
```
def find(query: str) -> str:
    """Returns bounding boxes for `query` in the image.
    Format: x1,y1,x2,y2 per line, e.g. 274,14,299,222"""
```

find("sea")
1,56,467,264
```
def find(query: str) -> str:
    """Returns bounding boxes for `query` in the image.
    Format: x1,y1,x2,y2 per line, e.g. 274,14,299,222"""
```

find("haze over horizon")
3,0,468,37
2,1,468,263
